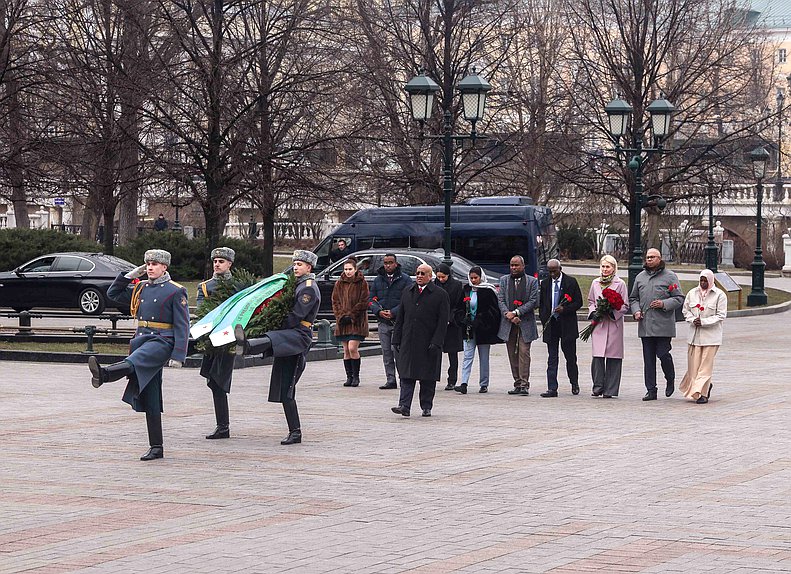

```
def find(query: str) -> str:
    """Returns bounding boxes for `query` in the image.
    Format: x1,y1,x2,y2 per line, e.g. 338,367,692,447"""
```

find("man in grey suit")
497,255,540,395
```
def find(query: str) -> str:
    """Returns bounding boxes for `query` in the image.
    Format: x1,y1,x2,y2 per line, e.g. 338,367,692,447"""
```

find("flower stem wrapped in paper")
579,287,625,342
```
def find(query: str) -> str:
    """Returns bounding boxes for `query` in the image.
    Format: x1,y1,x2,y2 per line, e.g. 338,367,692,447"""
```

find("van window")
411,235,441,249
366,236,408,249
397,256,422,276
453,236,527,266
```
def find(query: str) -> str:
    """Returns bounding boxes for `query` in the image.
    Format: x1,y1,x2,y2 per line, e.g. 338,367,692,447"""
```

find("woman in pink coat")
587,255,630,398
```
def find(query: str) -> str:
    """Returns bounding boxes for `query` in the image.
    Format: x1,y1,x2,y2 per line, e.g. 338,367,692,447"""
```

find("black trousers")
446,352,459,384
398,379,436,413
545,334,578,392
641,337,675,391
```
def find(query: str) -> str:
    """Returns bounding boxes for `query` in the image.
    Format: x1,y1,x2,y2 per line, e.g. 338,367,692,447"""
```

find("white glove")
167,359,182,368
124,264,147,279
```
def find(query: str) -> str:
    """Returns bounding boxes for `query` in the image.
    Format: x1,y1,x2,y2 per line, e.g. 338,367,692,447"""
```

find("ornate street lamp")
604,94,676,290
405,69,491,267
747,146,770,306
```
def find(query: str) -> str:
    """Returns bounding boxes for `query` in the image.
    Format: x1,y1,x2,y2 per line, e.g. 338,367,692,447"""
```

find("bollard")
81,325,99,355
314,319,337,347
15,311,32,338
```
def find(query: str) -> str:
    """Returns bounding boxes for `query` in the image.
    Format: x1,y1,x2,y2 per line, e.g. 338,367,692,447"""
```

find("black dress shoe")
454,384,467,394
665,381,675,397
391,406,410,417
519,387,529,396
206,425,230,440
571,382,580,395
591,390,603,397
379,383,397,390
696,396,708,404
444,383,455,391
343,380,353,387
281,429,302,445
140,446,163,461
507,387,523,395
479,386,488,393
642,389,658,401
540,390,558,398
602,395,613,399
421,409,431,417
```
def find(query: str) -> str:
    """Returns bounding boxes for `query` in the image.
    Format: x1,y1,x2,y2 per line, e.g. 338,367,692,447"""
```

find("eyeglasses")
415,271,429,276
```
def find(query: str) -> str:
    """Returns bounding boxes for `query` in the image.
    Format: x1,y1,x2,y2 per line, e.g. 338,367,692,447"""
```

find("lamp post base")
746,291,768,307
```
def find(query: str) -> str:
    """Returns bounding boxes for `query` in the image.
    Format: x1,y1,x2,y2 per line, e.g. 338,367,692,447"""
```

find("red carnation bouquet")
580,288,625,342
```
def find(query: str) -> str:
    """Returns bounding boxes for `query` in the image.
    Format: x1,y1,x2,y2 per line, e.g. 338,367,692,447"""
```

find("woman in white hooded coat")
679,269,727,404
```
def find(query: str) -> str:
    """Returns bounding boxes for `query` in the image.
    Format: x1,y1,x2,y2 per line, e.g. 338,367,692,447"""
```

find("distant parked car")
314,249,502,313
0,252,137,315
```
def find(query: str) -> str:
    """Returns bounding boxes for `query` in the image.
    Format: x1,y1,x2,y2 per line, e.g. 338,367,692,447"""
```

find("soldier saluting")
197,247,238,440
234,250,321,446
89,249,190,461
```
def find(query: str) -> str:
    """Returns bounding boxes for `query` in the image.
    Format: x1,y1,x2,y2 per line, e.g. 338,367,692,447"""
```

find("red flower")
601,288,625,309
563,293,572,302
695,303,704,311
372,296,378,301
533,272,538,278
463,296,471,302
668,283,678,292
513,299,523,306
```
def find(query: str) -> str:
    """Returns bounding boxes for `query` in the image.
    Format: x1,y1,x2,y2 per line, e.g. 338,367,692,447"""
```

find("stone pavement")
1,311,790,573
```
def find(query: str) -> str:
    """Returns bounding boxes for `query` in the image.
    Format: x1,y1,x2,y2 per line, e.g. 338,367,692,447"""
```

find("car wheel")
79,287,106,315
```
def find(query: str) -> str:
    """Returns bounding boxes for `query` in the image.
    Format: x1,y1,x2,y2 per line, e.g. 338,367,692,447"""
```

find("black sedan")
314,249,502,313
0,252,136,314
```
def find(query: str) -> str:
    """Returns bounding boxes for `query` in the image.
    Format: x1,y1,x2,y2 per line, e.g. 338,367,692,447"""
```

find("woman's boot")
351,358,361,387
343,359,353,386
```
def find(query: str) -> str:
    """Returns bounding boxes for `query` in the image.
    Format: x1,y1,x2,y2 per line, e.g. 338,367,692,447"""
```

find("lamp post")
404,69,491,267
604,95,676,291
747,146,770,306
704,183,718,273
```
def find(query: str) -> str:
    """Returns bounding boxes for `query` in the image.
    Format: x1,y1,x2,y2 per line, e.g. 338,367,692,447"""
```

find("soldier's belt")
300,320,312,328
138,321,173,329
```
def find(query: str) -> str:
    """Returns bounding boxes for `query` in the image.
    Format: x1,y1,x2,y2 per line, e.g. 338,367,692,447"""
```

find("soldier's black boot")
281,400,302,445
89,357,133,388
351,358,361,387
234,325,272,356
206,387,230,439
343,359,353,387
141,413,164,461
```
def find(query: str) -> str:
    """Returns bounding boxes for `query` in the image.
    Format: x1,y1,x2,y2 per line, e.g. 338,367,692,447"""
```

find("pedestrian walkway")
0,309,789,573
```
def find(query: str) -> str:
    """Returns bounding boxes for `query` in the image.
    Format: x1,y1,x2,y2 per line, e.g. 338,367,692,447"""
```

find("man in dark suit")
391,264,450,417
538,259,582,397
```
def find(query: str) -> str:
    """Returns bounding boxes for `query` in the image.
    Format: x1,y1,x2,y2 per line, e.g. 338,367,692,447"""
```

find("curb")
0,343,383,366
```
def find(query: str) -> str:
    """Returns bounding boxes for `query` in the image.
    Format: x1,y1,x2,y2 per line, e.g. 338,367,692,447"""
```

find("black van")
312,197,557,275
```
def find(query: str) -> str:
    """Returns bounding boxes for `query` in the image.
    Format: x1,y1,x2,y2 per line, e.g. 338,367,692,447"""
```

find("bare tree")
560,0,773,259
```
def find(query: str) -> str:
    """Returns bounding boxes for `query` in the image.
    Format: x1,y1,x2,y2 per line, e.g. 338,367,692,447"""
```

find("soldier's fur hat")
211,247,235,262
144,249,171,266
292,249,318,268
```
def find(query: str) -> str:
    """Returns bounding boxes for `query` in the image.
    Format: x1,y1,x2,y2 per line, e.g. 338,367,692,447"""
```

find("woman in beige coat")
679,269,727,403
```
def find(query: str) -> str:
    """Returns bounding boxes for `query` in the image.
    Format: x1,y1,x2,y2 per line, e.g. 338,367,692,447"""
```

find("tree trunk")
261,204,275,277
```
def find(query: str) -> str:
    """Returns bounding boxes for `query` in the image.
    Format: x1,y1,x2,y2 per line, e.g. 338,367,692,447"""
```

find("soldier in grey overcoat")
391,264,449,417
196,247,238,440
235,250,321,445
629,248,685,401
90,249,190,461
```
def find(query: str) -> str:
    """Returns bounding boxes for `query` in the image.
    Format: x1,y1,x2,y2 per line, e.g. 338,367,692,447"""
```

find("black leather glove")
339,315,352,327
428,343,441,353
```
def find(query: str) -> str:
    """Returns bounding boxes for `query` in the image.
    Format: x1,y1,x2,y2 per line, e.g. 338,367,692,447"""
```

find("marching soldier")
234,250,321,445
197,247,238,440
89,249,190,461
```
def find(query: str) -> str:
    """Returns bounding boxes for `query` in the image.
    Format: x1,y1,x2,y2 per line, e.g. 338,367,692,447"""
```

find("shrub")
0,229,102,271
557,225,596,260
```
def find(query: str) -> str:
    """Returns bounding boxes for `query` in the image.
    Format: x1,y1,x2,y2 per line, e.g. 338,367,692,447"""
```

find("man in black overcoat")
391,264,450,417
434,263,465,390
538,259,582,397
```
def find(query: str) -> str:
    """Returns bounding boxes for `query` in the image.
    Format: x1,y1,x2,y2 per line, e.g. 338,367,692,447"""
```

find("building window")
779,48,787,63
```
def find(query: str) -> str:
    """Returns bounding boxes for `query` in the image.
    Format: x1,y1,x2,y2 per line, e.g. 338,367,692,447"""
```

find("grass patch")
0,341,129,353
